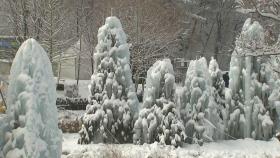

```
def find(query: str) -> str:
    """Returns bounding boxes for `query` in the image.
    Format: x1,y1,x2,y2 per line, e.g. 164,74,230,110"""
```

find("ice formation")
208,58,228,140
0,115,9,157
269,80,280,130
176,57,225,145
1,39,62,158
133,59,185,147
209,57,225,101
209,57,225,108
78,17,139,144
228,18,276,140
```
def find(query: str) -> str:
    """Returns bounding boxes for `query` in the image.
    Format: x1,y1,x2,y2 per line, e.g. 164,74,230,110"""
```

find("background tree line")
0,0,279,86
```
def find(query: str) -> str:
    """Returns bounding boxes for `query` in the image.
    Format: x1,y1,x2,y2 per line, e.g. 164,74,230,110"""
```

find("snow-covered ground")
62,133,280,158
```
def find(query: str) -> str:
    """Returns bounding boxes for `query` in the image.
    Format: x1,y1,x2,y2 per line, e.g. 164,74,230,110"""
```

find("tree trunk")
91,47,94,74
77,38,81,85
215,11,222,61
57,52,62,87
21,0,28,39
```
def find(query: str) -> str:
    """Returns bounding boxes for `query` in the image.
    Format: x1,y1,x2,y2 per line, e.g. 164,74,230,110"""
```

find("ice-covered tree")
269,80,280,130
209,57,226,104
208,57,229,139
133,59,185,147
1,39,62,158
176,57,224,145
228,18,276,140
78,17,139,144
0,115,9,157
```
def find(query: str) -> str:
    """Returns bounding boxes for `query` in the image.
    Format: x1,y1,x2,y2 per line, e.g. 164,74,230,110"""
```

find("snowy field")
62,133,280,158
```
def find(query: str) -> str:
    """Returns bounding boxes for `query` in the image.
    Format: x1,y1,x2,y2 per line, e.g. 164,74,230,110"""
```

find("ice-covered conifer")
208,57,228,140
209,57,225,102
176,57,223,145
78,17,139,144
269,80,280,130
133,59,185,147
228,18,276,140
2,39,62,158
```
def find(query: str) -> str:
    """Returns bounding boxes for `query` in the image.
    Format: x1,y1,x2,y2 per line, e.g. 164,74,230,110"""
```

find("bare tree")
3,0,28,37
67,0,185,88
237,0,280,22
236,0,280,75
3,0,77,76
182,0,237,61
114,0,184,91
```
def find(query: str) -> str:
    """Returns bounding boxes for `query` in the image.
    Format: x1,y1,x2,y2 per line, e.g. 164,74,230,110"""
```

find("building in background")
59,38,93,81
173,58,191,83
0,36,23,80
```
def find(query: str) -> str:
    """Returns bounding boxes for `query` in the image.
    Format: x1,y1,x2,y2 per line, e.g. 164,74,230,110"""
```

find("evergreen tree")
133,59,185,147
78,17,139,144
2,39,62,158
228,18,275,140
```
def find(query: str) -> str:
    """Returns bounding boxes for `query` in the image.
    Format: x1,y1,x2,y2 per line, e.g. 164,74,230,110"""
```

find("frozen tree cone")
1,39,62,158
79,17,139,144
176,57,224,145
228,18,277,140
133,59,186,147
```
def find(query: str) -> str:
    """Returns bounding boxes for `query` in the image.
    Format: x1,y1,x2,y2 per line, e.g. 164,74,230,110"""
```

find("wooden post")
57,52,62,87
0,87,7,108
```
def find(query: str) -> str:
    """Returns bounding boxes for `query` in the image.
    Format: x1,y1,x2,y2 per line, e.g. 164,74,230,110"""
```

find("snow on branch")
237,0,280,22
186,11,207,22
